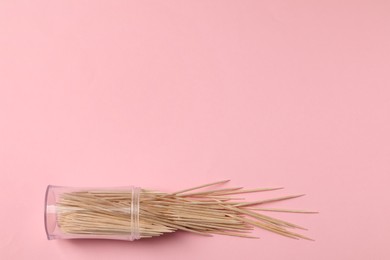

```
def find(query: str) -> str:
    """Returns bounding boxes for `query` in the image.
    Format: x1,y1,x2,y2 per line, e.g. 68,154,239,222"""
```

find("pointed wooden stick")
215,187,283,195
250,208,319,214
171,180,230,195
177,187,243,197
236,194,305,207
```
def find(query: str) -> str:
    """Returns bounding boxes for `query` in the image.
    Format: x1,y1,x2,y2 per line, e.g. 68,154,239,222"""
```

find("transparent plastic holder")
44,185,141,241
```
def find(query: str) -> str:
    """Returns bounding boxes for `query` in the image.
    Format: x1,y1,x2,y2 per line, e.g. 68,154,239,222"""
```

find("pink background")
1,1,389,259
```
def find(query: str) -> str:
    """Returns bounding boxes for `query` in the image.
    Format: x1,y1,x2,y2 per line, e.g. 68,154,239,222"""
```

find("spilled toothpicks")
55,180,316,240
